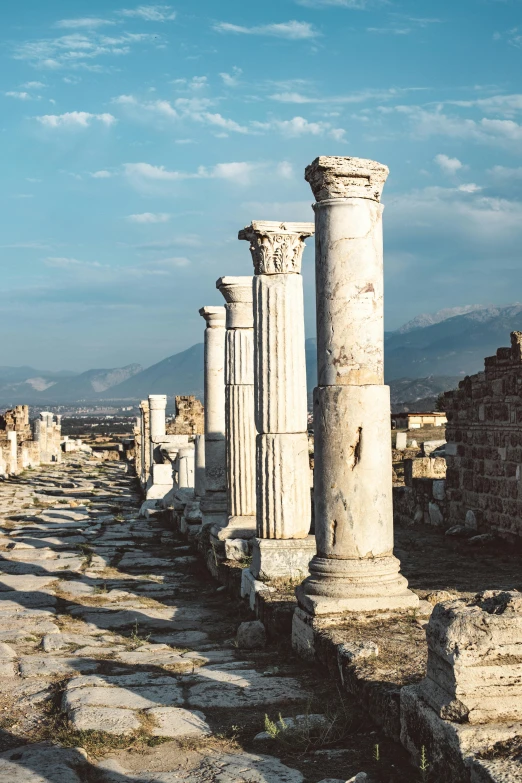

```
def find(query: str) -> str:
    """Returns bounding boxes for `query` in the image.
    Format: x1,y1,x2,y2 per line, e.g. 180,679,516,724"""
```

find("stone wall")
443,331,522,540
166,395,204,435
0,405,39,474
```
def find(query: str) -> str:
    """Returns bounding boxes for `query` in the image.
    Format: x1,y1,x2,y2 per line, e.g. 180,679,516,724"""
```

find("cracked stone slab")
19,655,99,678
63,683,184,711
187,671,309,709
69,705,142,734
146,707,211,738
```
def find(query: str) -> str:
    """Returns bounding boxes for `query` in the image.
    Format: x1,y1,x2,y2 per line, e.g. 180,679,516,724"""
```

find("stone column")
214,276,256,541
295,157,418,631
194,434,205,498
148,394,167,464
7,432,17,475
139,400,150,488
178,446,195,490
134,417,142,478
199,306,227,528
239,221,316,579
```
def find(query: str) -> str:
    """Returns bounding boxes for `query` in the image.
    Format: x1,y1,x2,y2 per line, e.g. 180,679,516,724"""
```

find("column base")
200,492,227,529
212,516,257,541
296,554,419,616
252,536,316,580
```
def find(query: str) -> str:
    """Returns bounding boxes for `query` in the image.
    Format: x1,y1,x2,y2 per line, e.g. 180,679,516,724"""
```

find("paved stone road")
0,456,408,782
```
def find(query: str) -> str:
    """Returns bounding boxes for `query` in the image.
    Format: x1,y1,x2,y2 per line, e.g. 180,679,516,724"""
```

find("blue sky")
2,0,522,371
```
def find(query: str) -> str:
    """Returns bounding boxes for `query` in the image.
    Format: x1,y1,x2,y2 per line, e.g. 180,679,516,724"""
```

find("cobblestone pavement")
0,456,411,783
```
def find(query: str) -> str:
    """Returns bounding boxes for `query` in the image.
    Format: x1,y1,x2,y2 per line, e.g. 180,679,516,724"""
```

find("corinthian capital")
238,220,314,275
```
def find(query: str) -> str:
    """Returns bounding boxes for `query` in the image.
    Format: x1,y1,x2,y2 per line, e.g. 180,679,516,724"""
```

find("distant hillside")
384,304,522,378
37,364,143,402
100,344,204,401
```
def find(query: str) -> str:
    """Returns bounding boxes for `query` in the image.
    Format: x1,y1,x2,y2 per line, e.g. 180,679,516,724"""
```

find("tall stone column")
215,276,256,540
134,417,142,477
295,156,418,629
194,434,205,498
239,221,316,579
139,400,150,489
148,394,167,466
199,306,227,528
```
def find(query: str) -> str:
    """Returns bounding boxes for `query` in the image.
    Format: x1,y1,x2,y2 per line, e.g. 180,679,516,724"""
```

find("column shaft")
297,155,418,615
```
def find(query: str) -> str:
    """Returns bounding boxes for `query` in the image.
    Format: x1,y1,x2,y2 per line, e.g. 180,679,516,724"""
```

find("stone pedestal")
252,536,316,581
199,306,227,529
295,157,417,624
146,464,174,500
215,276,256,541
239,221,315,578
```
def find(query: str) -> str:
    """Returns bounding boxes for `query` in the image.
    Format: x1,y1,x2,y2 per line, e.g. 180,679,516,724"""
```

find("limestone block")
423,439,446,457
253,273,308,434
251,536,316,580
313,384,393,559
226,384,256,518
421,591,522,724
395,431,407,450
256,433,311,539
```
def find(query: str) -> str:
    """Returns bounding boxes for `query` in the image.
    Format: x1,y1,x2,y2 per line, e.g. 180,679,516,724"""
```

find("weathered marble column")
214,276,256,540
239,221,316,579
199,306,227,528
133,417,142,478
148,394,167,464
139,400,150,488
295,156,418,625
194,434,206,498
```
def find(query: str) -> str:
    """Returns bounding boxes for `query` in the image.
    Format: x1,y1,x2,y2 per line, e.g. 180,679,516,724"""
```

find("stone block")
395,431,407,450
251,536,316,580
236,620,266,649
420,591,522,724
404,457,447,486
433,480,446,501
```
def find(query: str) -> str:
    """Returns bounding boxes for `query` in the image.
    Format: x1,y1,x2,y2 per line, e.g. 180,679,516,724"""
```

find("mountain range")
2,304,521,407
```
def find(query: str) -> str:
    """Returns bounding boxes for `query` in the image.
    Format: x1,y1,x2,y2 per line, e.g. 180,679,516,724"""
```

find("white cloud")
269,86,425,105
22,81,46,89
277,161,294,179
296,0,370,6
13,30,158,70
90,170,113,178
434,153,463,175
488,165,522,180
449,94,522,117
213,20,319,40
219,67,242,87
36,111,116,128
5,91,31,100
127,212,171,223
253,115,345,139
55,18,114,29
44,257,102,268
458,183,482,193
124,160,264,189
119,5,176,21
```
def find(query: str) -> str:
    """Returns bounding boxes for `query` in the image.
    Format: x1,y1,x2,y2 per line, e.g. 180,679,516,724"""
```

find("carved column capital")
239,221,314,275
199,306,226,327
305,156,389,203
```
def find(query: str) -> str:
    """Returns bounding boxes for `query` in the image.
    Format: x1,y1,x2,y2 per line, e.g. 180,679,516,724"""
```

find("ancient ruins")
1,155,521,782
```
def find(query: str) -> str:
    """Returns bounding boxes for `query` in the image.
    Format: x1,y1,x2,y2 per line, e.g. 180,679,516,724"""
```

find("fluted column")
216,276,256,538
199,306,227,528
297,156,418,616
139,400,150,488
194,434,205,498
239,221,314,540
134,417,142,477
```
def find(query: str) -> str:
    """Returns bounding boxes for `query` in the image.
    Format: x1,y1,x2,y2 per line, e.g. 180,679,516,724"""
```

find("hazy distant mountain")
2,303,521,407
395,305,488,334
385,304,522,379
37,364,143,401
100,344,204,401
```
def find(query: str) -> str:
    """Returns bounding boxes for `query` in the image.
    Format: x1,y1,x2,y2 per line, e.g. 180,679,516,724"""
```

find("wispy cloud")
368,16,441,35
54,17,114,29
295,0,373,7
44,257,102,269
36,111,116,128
269,86,427,104
22,81,46,89
5,91,31,100
13,30,158,70
124,161,265,189
253,115,346,139
119,5,176,21
151,257,191,268
434,153,463,175
90,170,113,178
127,212,171,223
213,20,319,40
219,67,242,87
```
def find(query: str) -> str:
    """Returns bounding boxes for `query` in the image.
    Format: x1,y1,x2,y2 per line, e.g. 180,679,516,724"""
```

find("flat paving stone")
146,707,211,738
69,705,142,734
63,683,184,711
0,743,85,783
19,655,99,678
